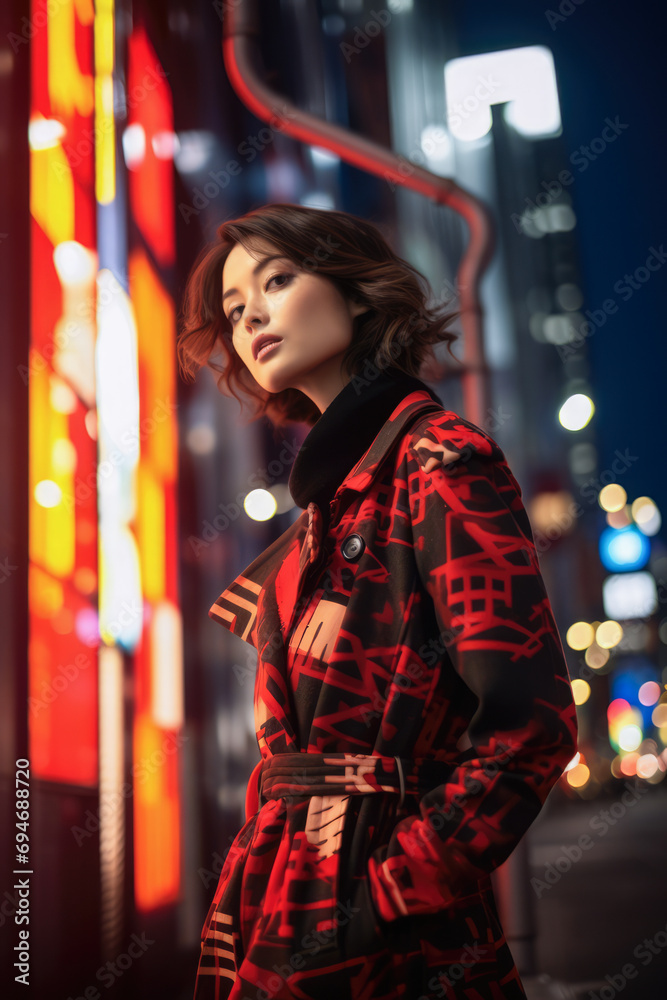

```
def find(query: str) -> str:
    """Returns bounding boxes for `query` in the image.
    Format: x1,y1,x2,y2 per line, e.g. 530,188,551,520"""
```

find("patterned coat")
194,388,579,1000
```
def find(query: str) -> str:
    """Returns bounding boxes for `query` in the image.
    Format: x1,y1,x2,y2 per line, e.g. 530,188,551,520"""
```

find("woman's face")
221,239,368,412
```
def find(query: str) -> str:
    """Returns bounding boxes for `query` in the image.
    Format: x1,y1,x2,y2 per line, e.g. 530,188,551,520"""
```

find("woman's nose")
245,314,262,334
243,297,267,332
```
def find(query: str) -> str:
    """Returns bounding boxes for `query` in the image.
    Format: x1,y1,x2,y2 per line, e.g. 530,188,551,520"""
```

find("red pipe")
222,2,495,425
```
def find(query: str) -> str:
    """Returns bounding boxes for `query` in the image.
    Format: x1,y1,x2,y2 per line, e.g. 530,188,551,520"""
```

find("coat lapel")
208,513,308,645
209,390,444,649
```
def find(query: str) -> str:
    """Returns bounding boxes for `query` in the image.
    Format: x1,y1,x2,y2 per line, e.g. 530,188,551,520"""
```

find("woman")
178,203,578,1000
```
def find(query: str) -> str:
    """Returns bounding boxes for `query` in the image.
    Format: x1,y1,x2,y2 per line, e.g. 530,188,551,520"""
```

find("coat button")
341,533,365,561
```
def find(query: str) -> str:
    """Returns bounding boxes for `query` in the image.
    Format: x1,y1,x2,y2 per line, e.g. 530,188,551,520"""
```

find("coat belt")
258,751,460,808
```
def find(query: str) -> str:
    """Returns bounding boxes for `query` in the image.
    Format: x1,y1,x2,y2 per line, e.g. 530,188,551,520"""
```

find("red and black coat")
194,369,579,1000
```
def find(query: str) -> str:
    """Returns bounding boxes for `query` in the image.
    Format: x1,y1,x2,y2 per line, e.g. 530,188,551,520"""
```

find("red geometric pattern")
195,391,578,999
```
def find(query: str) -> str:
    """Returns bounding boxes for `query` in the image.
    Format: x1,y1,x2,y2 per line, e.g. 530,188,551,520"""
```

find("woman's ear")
349,299,371,319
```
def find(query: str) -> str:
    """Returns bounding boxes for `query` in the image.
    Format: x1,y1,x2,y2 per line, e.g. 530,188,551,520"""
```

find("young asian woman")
178,203,578,1000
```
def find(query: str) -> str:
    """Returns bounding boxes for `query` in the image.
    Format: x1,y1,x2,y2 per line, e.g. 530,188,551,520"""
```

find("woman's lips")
256,338,282,361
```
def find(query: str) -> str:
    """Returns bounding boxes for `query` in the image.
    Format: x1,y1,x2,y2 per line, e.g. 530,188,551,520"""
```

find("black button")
341,533,365,561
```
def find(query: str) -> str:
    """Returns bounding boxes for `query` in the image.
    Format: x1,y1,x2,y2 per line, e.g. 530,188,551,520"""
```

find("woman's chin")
256,373,294,396
254,366,300,397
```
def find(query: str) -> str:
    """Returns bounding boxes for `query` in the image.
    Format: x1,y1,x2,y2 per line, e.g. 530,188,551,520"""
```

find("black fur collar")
288,366,442,527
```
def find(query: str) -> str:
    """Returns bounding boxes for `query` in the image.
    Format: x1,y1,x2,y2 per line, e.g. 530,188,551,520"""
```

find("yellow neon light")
30,136,75,246
94,0,115,204
48,0,94,118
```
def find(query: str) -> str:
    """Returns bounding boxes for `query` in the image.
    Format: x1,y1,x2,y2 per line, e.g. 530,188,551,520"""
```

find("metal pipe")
221,1,496,426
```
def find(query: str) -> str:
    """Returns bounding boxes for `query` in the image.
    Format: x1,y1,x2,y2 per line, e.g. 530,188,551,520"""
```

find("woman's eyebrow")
222,255,289,304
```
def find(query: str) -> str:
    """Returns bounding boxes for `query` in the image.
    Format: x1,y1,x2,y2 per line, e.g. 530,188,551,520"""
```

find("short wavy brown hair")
177,202,459,427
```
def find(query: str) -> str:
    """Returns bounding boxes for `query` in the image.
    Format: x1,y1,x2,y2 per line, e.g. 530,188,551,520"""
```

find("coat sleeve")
366,413,579,922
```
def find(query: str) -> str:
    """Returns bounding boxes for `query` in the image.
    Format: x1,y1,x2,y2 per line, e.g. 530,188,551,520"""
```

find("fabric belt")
258,751,459,809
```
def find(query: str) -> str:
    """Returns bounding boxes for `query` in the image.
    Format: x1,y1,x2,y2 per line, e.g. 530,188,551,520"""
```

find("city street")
524,784,667,999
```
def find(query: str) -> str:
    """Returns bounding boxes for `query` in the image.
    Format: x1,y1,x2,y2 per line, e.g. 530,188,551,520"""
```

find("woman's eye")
228,272,292,324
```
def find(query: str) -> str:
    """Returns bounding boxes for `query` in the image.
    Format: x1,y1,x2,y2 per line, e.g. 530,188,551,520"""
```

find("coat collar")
209,381,444,646
331,390,442,500
288,367,442,528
